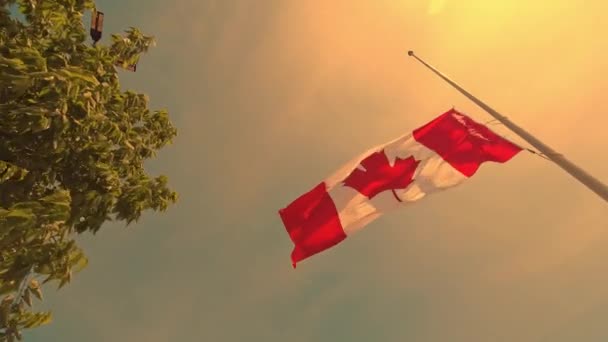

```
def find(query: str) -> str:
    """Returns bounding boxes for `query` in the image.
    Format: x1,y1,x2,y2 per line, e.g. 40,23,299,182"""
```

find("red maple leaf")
343,150,420,199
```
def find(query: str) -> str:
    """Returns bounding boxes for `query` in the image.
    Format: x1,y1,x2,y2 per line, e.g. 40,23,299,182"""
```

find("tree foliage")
0,0,177,339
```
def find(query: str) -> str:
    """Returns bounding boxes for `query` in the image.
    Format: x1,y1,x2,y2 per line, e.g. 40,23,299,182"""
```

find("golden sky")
27,1,608,341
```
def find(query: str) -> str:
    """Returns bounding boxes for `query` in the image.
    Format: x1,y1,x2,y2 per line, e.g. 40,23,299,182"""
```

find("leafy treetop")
0,0,177,340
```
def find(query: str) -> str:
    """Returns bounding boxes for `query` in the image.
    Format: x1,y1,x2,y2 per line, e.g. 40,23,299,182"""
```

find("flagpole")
407,50,608,203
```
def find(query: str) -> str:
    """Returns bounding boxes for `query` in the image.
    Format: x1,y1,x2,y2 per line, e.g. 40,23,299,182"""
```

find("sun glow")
428,0,447,14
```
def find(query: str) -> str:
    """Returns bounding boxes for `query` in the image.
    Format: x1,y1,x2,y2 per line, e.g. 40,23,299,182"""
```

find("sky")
22,0,608,341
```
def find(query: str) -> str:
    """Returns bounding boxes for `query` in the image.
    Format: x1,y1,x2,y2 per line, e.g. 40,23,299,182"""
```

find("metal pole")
407,50,608,203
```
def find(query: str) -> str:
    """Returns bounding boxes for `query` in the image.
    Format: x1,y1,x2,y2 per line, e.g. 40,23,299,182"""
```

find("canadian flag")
279,108,522,267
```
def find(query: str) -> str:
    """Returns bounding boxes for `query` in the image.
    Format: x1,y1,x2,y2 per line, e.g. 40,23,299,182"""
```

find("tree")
0,0,178,339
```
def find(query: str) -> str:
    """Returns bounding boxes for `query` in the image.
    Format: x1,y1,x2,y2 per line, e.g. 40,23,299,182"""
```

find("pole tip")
407,50,414,56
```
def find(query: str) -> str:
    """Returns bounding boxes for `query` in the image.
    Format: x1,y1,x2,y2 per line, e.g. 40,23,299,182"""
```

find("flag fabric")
278,108,522,267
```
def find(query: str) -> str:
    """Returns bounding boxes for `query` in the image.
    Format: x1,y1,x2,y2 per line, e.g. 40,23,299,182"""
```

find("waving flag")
278,108,522,267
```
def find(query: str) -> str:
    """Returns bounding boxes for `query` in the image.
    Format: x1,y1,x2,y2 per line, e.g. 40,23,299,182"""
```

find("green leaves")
109,27,155,68
113,174,177,226
0,286,52,341
55,66,100,86
0,0,177,338
0,162,28,184
27,280,41,301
